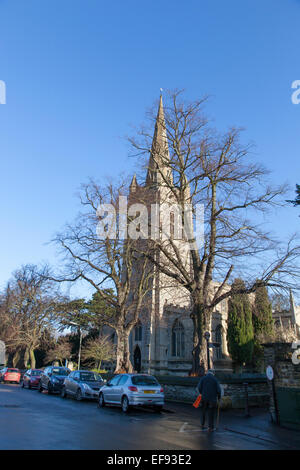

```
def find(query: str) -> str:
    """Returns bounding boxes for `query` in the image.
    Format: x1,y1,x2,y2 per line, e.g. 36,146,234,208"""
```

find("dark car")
22,369,43,389
61,370,104,401
38,366,70,394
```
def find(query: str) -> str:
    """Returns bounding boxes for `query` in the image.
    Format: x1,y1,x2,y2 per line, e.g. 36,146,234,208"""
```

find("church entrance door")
134,345,141,372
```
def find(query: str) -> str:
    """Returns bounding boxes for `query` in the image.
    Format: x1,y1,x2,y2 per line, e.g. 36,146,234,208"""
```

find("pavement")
0,383,299,450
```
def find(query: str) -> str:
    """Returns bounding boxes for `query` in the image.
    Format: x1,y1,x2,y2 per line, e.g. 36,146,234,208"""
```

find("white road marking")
179,422,226,434
179,422,188,432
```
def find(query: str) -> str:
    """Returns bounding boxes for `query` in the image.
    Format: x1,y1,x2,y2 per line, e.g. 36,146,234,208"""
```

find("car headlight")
51,377,59,383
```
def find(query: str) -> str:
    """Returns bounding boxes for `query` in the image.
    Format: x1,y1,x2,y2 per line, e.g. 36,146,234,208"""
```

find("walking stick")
216,399,220,430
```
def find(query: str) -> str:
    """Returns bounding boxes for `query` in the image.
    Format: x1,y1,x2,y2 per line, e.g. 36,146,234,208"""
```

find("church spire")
146,93,172,187
129,173,138,193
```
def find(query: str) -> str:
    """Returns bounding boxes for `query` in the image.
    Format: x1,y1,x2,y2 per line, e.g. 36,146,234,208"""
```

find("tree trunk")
12,350,20,367
23,348,29,368
29,349,36,369
115,328,133,373
189,298,212,376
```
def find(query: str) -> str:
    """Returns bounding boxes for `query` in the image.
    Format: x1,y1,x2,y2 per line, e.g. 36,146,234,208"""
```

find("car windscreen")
80,372,101,382
131,376,158,386
31,370,43,376
7,369,19,373
52,368,69,376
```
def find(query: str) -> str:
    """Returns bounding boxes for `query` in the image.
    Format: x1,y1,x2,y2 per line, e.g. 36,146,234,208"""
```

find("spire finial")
129,173,138,192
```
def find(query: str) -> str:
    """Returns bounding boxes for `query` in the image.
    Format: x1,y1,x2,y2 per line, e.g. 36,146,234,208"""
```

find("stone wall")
155,373,269,409
263,342,300,429
101,371,269,408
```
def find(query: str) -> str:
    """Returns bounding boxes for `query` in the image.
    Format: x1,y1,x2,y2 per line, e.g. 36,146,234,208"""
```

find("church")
126,95,232,376
102,95,300,377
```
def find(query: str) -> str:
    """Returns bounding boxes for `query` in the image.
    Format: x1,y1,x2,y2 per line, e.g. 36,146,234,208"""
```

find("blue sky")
0,0,299,298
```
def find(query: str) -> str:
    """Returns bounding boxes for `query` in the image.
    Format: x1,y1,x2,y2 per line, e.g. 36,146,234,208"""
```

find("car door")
114,375,128,404
40,368,46,388
43,367,50,389
70,371,79,395
24,370,31,387
64,371,73,394
104,375,120,403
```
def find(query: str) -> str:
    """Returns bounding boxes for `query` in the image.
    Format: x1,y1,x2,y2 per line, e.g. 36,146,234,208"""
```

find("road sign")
266,365,274,381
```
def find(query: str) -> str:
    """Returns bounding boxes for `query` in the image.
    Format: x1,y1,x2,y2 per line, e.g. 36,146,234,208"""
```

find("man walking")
197,369,221,432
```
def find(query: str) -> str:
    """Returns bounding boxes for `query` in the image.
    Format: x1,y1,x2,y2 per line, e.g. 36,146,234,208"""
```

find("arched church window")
135,322,142,341
215,324,223,359
171,320,185,357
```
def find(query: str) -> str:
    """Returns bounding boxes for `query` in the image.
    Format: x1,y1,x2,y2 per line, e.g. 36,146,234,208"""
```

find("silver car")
98,373,164,412
61,370,104,401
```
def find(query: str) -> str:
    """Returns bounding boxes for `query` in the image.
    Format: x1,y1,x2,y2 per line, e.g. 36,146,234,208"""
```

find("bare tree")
270,292,291,311
51,180,152,373
130,90,300,374
45,336,72,366
81,336,116,371
0,265,59,368
0,287,23,366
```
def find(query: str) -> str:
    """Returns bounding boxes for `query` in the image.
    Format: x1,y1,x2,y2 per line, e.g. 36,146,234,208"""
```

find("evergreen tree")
252,284,274,366
286,184,300,207
227,279,254,367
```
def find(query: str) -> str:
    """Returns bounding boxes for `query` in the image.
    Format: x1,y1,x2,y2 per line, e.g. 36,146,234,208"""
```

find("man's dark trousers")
201,400,217,429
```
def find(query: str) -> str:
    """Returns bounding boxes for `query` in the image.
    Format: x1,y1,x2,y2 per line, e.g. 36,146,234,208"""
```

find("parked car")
22,369,44,389
98,373,164,413
61,370,104,401
0,367,21,384
38,366,70,394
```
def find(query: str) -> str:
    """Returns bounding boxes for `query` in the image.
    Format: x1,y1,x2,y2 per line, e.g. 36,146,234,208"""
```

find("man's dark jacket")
197,373,221,402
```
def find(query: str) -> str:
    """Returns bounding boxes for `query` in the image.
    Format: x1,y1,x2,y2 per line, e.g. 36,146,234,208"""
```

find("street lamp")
69,321,83,370
204,331,211,370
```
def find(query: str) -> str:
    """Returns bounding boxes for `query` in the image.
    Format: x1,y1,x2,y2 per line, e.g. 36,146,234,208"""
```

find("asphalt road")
0,384,294,450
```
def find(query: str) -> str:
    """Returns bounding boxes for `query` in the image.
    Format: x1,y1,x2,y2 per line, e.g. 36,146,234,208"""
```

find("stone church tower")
128,95,231,376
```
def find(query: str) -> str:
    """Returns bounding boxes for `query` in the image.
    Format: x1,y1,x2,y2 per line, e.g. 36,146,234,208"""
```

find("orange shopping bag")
193,394,202,408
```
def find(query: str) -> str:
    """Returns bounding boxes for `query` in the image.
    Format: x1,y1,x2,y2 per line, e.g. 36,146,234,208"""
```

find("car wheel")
121,395,130,413
98,392,105,408
38,383,43,393
61,386,67,398
28,382,31,390
76,389,82,401
47,383,52,395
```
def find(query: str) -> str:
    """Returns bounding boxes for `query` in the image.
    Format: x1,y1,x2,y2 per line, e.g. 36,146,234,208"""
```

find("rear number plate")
144,390,155,394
